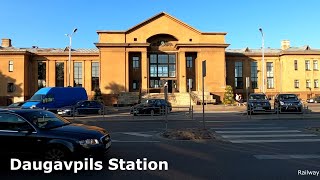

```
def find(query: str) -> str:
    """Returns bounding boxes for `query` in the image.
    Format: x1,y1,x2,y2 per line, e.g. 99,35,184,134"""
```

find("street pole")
259,28,265,94
66,28,77,87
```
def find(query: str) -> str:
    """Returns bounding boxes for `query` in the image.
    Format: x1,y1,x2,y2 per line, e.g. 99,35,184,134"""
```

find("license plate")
105,141,111,149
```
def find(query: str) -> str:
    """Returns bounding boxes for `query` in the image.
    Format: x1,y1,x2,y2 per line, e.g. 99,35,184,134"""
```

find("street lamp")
259,28,265,94
65,28,77,87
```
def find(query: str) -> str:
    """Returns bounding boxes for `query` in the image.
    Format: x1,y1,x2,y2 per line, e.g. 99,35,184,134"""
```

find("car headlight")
298,102,303,106
280,101,285,105
78,139,100,146
31,105,36,109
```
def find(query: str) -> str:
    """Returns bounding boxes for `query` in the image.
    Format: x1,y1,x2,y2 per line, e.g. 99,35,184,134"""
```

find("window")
0,114,33,131
38,62,46,89
74,62,82,87
7,83,15,92
91,62,99,91
235,62,243,89
55,62,64,87
186,56,193,68
133,56,139,69
315,79,319,88
267,62,274,89
306,80,311,88
133,80,139,90
251,62,258,89
313,60,318,70
294,60,298,70
149,54,176,87
9,61,13,72
294,80,299,88
305,60,311,70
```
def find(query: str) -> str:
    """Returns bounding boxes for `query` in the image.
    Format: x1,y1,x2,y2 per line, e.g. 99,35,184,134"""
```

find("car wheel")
44,146,69,160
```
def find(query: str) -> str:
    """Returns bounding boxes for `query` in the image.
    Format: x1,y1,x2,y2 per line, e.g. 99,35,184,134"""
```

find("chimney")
281,40,290,50
1,38,12,47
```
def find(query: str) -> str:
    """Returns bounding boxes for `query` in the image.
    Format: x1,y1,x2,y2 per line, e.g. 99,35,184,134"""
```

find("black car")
247,93,271,113
8,101,26,108
130,99,172,115
57,100,104,116
0,109,111,160
274,94,303,113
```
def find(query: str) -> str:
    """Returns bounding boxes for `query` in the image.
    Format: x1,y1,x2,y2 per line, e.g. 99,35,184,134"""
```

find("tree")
93,88,104,104
223,85,235,105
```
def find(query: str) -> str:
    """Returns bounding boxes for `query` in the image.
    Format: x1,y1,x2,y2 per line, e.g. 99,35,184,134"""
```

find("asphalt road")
1,111,320,180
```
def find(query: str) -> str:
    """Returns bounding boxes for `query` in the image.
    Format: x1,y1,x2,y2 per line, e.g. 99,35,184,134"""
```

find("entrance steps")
142,93,195,106
191,91,216,105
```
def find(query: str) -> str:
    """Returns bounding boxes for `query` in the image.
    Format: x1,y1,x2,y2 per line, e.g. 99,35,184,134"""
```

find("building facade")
0,12,319,106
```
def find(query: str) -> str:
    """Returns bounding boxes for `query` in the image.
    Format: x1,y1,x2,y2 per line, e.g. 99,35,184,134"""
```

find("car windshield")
249,95,267,100
22,111,71,129
29,94,45,102
279,94,298,101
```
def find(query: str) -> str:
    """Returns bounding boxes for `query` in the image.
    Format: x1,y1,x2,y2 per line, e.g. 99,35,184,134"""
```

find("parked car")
247,93,271,113
57,100,104,116
130,99,172,115
22,87,88,111
306,96,320,103
274,94,303,113
8,101,26,108
0,109,111,160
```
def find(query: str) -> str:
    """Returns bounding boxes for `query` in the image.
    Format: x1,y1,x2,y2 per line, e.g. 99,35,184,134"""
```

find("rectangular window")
251,62,258,89
9,61,13,72
7,83,14,92
305,60,311,70
313,60,318,70
38,62,46,89
133,80,139,90
150,65,157,77
235,62,243,89
149,54,176,79
55,62,64,87
294,80,299,88
132,56,139,69
74,62,82,87
186,56,193,68
294,60,298,70
306,80,311,88
91,62,99,91
267,62,274,89
315,79,319,88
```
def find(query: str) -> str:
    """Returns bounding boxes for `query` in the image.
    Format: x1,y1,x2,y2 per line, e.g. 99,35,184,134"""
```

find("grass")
162,128,215,140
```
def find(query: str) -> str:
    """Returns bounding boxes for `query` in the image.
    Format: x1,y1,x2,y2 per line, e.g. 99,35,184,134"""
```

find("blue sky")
1,0,320,49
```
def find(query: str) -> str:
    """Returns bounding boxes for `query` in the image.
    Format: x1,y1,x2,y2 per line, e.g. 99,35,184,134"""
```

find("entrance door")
168,80,173,93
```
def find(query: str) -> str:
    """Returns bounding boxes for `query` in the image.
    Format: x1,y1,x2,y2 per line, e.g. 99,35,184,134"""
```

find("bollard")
165,106,168,130
191,105,194,120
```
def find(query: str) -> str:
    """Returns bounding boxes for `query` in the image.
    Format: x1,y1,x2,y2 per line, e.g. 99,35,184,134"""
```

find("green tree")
223,85,235,105
92,88,104,104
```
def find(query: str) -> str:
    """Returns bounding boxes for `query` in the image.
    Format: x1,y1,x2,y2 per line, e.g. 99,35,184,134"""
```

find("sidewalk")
192,104,246,112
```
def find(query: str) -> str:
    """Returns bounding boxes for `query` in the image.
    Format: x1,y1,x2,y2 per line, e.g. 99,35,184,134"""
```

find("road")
1,110,320,180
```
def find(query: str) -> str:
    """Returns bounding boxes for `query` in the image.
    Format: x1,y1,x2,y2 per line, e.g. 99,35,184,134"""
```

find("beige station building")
0,12,319,106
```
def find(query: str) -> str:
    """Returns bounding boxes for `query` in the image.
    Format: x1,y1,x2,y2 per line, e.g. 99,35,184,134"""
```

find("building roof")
0,47,99,54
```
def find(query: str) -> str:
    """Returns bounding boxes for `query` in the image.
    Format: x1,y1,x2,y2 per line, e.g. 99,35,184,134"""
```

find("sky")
1,0,320,49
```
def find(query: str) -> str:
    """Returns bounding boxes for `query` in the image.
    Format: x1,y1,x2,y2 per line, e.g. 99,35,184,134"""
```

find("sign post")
246,77,250,116
202,60,206,129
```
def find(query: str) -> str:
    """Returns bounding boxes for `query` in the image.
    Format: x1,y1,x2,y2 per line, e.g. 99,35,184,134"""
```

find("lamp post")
259,28,265,94
65,28,77,87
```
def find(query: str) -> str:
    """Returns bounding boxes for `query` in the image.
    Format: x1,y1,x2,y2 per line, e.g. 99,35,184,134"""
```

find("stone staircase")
142,93,195,106
190,91,216,105
117,92,140,105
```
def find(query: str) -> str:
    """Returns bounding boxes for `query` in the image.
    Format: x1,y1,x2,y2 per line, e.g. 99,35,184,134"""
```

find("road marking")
211,127,287,130
254,154,320,160
215,130,301,134
122,132,153,137
221,134,317,138
112,140,160,143
230,139,320,143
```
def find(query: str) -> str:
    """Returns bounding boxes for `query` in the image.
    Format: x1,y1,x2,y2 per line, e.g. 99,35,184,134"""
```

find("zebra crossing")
212,125,320,143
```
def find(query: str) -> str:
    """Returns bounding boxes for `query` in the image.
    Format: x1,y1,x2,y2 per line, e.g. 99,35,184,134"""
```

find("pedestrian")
239,94,244,106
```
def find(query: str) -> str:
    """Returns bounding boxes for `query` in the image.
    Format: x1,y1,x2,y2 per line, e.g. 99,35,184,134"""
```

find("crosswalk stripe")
230,139,320,143
122,132,153,137
254,154,320,159
211,127,287,130
221,134,316,138
216,130,301,134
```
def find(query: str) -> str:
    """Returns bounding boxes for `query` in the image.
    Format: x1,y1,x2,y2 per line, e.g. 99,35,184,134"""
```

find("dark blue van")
22,87,88,111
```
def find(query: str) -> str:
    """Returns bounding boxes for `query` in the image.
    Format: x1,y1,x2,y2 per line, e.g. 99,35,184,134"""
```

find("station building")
0,12,319,106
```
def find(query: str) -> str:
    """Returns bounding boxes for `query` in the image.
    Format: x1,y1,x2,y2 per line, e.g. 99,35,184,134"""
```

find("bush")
92,88,104,104
223,85,235,105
